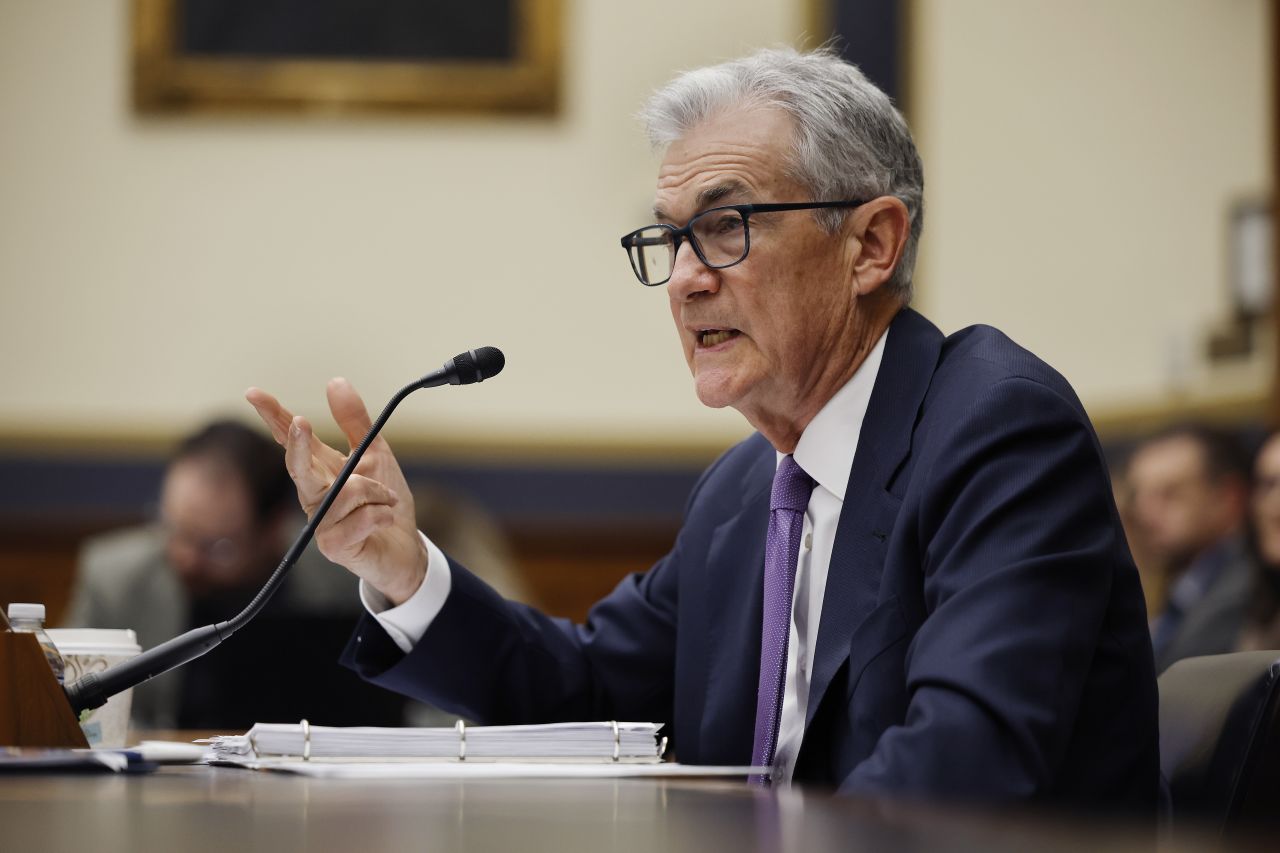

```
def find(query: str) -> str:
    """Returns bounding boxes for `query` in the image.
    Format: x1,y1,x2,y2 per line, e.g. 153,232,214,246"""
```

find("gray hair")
639,47,924,302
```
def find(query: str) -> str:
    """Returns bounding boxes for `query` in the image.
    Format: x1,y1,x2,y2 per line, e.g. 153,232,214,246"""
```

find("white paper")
133,740,210,763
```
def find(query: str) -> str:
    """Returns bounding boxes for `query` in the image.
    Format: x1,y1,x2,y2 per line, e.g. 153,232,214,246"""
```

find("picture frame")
132,0,562,115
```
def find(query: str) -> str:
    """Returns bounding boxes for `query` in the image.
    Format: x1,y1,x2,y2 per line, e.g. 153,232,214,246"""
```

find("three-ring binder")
229,719,664,764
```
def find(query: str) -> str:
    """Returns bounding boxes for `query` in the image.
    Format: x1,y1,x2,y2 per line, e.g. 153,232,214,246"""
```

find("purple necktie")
750,455,815,785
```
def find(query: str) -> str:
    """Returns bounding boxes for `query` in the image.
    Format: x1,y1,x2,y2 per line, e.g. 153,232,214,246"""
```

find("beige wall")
911,0,1273,418
0,0,1272,455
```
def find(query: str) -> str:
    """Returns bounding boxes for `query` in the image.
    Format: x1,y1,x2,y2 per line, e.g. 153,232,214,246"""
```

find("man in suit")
1126,424,1253,671
246,47,1159,811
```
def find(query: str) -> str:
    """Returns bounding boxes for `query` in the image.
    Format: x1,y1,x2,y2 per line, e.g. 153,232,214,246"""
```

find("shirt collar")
778,328,889,502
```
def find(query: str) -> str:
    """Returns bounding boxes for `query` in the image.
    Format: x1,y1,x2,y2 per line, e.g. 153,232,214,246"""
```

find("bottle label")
80,718,104,747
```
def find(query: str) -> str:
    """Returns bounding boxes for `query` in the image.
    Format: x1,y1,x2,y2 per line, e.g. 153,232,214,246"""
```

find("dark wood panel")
0,519,130,627
0,517,678,631
507,523,677,622
0,631,90,747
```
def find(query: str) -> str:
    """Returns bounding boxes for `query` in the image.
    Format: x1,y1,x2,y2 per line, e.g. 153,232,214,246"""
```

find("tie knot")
771,455,814,513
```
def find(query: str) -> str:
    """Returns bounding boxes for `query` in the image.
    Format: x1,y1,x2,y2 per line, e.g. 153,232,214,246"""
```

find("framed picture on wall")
132,0,562,115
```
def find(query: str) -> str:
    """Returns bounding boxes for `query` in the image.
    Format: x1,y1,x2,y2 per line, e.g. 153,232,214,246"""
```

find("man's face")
1127,436,1239,569
1251,435,1280,567
160,457,273,597
655,106,862,426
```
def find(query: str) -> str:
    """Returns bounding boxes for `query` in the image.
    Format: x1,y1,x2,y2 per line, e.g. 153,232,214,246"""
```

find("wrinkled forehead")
162,456,254,530
651,105,799,222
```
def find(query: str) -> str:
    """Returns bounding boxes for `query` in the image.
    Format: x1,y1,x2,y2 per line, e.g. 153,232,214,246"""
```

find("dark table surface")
0,761,1270,853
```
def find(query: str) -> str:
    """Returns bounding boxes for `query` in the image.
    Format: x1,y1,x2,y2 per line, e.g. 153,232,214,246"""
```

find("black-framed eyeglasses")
619,200,867,287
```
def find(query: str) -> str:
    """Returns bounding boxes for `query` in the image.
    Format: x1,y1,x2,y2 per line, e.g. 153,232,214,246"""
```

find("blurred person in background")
1125,424,1253,671
67,419,408,729
1240,432,1280,651
1110,462,1164,619
68,420,526,729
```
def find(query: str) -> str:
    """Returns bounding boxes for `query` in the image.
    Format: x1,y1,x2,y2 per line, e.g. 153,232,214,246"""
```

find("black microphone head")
448,346,505,385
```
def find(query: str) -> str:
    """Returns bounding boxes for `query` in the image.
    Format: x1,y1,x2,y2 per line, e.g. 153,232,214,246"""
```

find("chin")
694,389,735,409
692,372,747,410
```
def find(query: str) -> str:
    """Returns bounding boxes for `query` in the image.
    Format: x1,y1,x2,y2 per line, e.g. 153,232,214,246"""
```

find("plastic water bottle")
7,602,66,685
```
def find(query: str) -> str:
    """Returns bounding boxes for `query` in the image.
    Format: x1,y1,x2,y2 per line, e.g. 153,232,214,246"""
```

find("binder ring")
611,720,620,762
301,718,312,761
456,719,467,761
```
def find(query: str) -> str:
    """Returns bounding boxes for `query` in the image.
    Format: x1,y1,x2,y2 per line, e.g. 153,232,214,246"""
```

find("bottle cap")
7,602,46,621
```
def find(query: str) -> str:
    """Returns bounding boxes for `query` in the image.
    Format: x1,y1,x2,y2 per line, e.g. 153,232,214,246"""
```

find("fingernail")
290,419,302,438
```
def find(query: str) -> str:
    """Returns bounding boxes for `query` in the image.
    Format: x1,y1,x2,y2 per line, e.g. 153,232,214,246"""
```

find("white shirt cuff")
359,531,452,654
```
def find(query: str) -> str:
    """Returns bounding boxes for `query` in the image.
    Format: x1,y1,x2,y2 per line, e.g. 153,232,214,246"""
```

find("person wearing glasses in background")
247,48,1160,813
67,421,410,729
69,420,525,729
1240,433,1280,651
1124,424,1253,672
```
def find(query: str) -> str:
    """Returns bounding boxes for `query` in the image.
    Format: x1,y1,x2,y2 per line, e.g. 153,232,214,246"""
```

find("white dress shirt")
359,533,451,651
770,329,886,784
361,330,888,786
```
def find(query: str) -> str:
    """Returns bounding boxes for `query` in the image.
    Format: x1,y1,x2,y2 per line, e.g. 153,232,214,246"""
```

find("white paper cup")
47,628,142,748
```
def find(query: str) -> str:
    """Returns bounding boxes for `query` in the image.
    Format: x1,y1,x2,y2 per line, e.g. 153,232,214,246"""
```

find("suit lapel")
697,447,773,761
805,308,943,729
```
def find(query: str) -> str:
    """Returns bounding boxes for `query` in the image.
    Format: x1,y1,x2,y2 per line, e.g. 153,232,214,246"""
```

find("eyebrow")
652,179,753,223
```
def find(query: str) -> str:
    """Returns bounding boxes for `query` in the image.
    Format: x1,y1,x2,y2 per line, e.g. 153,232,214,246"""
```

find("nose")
665,239,720,303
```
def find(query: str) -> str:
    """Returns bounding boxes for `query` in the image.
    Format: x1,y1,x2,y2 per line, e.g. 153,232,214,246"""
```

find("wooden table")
0,759,1265,853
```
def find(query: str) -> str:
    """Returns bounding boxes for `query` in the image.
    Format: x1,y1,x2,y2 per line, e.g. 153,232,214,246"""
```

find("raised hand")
245,378,427,605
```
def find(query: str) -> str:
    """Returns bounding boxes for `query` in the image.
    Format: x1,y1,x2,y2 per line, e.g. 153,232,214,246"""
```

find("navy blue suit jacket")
343,308,1160,812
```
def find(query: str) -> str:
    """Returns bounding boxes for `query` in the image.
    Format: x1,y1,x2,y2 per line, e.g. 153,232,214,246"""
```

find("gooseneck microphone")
65,347,505,716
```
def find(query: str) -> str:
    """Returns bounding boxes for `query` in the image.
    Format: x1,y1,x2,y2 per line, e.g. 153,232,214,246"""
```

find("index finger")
248,386,349,474
284,415,333,510
245,387,295,444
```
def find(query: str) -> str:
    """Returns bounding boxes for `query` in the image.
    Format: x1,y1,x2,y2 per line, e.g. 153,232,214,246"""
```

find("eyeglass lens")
628,208,749,285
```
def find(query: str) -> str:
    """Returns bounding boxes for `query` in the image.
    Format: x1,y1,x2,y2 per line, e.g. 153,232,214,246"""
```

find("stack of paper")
207,721,665,763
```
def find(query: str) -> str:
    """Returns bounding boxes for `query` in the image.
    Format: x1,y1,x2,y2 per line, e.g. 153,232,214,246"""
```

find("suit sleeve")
340,453,736,726
841,376,1137,799
341,551,680,724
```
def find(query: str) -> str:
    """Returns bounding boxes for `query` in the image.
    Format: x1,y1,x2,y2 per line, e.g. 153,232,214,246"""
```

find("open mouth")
697,329,740,348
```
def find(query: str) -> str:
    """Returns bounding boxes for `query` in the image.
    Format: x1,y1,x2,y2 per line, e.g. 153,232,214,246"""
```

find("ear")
848,196,911,296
